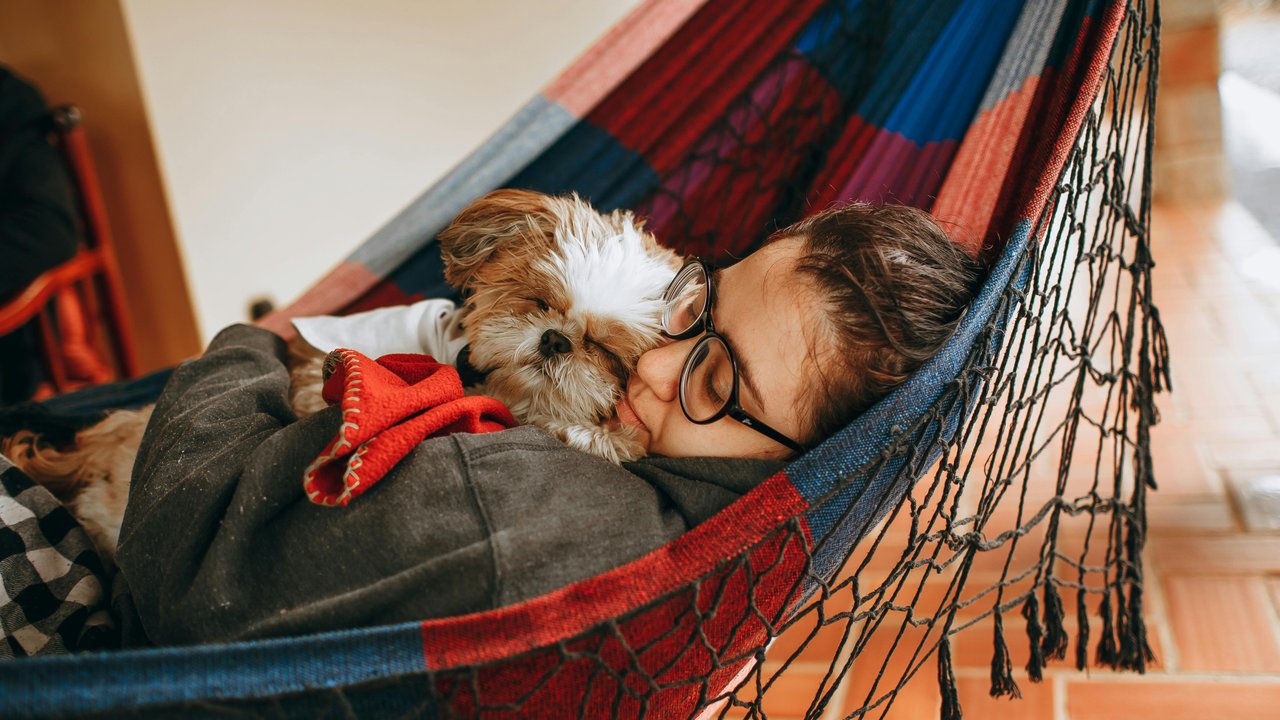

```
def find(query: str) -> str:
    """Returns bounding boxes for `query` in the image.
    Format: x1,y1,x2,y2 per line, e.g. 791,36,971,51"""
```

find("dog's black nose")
539,329,573,357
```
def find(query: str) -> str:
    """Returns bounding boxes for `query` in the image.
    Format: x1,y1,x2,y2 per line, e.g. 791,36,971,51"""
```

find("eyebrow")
710,267,768,414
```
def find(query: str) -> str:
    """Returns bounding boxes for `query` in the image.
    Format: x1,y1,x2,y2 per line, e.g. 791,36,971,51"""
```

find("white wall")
121,0,642,342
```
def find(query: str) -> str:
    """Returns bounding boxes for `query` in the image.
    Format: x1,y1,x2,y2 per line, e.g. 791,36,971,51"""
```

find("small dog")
1,189,679,560
438,189,680,463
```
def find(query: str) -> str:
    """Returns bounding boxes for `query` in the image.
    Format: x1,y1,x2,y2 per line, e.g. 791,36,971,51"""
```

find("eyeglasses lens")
662,263,709,336
679,336,733,422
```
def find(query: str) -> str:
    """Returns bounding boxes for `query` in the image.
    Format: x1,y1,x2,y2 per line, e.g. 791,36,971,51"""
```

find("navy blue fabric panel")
0,621,430,718
885,0,1023,143
31,368,172,416
86,680,441,720
381,238,457,303
505,118,663,215
1046,0,1111,69
796,0,963,127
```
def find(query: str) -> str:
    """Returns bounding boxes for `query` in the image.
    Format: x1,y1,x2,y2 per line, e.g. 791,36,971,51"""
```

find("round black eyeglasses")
660,258,807,454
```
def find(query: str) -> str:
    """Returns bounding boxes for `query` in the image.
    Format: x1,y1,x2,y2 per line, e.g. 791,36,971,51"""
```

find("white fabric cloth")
291,298,467,365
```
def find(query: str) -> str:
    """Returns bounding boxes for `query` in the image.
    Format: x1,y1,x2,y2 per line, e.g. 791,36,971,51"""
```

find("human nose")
635,337,692,403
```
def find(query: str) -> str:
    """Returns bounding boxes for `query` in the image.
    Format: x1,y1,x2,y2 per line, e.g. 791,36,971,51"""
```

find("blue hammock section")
2,0,1157,717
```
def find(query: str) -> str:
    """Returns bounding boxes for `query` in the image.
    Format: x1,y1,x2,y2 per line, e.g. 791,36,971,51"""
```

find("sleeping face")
614,237,819,460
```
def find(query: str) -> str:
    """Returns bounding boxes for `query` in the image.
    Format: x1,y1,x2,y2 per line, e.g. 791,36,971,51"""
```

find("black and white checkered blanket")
0,453,115,658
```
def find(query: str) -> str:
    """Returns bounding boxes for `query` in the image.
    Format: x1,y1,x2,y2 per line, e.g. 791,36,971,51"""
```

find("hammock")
1,0,1165,717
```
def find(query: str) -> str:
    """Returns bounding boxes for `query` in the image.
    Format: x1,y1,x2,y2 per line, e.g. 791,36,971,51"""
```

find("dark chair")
0,105,138,394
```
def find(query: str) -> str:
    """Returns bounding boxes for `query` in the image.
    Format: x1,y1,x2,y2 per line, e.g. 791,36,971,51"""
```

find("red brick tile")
952,616,1051,672
831,616,945,719
1163,574,1280,672
1206,296,1280,355
1226,471,1280,532
1065,679,1280,720
963,528,1109,577
1146,430,1220,497
1149,535,1280,573
1146,498,1238,533
1172,404,1277,443
954,675,1054,720
768,605,855,667
842,656,940,720
1158,309,1223,361
1158,22,1220,86
1204,438,1280,470
719,667,828,720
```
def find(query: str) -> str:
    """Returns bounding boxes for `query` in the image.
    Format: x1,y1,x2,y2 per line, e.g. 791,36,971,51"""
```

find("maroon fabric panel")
588,0,828,176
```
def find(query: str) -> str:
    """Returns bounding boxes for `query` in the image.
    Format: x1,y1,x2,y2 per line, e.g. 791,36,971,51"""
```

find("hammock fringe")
1075,587,1091,671
1096,591,1120,668
1021,592,1046,682
937,636,962,720
1040,580,1070,662
989,611,1022,699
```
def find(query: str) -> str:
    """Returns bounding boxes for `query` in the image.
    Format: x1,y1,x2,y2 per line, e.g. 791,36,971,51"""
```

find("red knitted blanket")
303,349,516,506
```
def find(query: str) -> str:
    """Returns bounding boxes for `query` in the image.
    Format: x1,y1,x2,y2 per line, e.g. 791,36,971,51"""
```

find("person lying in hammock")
613,204,980,460
6,202,981,652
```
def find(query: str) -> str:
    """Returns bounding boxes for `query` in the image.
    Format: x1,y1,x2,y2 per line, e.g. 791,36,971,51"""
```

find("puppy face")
439,190,680,424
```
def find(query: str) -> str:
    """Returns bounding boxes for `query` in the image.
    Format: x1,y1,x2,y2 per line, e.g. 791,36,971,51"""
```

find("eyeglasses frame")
661,258,808,454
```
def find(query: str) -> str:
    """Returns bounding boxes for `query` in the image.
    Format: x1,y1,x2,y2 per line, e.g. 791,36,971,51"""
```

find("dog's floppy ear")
438,189,559,289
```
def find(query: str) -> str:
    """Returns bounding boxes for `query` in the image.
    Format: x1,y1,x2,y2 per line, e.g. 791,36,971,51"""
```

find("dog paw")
541,420,645,464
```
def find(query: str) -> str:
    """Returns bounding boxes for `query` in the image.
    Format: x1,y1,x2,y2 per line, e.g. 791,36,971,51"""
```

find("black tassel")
1116,519,1155,671
1075,587,1091,671
1148,305,1172,394
1119,577,1156,673
1041,582,1069,661
938,637,963,720
1095,592,1120,668
1115,589,1136,669
1022,594,1045,682
990,612,1022,699
1121,605,1154,673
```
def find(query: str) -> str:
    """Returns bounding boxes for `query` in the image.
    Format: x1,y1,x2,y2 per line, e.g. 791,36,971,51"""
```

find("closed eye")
521,297,551,312
585,337,628,381
704,361,733,407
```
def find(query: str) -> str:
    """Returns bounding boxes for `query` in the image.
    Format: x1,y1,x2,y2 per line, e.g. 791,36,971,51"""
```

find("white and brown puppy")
1,189,679,559
439,189,680,463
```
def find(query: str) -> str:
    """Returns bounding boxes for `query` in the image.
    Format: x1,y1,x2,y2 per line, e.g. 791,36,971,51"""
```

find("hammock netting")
2,0,1167,717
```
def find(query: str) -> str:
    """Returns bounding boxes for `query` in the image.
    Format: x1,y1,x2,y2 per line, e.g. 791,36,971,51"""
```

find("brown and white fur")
1,189,679,561
438,189,680,462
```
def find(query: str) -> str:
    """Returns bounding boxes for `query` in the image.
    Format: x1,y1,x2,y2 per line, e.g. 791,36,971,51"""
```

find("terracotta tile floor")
755,201,1280,719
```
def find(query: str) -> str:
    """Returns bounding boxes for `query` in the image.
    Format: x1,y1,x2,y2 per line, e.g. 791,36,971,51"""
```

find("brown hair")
770,202,982,446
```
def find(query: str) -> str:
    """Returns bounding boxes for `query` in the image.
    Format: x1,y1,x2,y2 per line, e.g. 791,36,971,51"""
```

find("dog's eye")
531,298,550,312
586,338,628,380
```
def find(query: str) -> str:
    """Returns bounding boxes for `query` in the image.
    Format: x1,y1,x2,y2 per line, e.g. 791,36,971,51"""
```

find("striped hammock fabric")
259,0,1117,326
2,0,1165,717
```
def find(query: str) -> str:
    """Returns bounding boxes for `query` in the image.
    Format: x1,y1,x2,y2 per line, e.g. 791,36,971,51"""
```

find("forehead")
717,239,818,415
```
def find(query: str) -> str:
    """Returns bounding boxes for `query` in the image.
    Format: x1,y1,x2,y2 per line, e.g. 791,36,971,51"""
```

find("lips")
615,392,648,436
